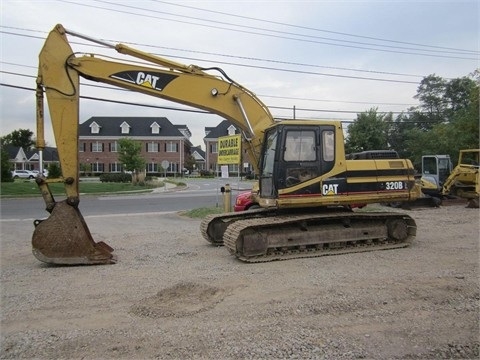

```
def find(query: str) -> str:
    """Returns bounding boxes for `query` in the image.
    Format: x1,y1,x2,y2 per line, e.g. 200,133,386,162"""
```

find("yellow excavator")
442,149,479,208
33,24,420,265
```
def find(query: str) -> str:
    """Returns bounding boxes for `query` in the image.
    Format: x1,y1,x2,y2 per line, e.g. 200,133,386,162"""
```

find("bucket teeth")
32,200,116,265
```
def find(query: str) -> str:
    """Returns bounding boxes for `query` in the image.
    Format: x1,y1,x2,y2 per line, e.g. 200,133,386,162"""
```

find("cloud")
1,0,478,148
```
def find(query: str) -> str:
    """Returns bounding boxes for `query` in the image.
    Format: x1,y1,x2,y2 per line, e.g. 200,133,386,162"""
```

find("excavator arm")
33,24,274,265
37,24,274,186
441,149,480,208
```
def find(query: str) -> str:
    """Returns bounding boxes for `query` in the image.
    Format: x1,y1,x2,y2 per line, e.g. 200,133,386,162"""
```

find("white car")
31,169,49,177
11,170,36,179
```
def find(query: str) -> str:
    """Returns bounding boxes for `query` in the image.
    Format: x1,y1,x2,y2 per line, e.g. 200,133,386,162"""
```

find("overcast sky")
1,0,478,149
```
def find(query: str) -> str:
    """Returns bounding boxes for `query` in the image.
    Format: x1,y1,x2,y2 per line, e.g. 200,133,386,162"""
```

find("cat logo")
322,183,338,195
135,72,160,89
110,71,177,91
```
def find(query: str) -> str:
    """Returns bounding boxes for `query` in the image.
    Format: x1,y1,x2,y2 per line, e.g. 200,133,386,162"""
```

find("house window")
79,142,86,152
151,122,161,134
227,125,236,136
92,142,103,152
120,121,130,134
92,163,104,172
147,142,159,152
110,141,118,152
90,121,101,134
210,143,218,153
109,163,123,172
167,162,178,173
166,142,178,152
147,163,158,173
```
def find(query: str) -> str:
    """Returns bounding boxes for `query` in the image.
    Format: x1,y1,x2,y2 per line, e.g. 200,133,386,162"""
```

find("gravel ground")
1,203,479,359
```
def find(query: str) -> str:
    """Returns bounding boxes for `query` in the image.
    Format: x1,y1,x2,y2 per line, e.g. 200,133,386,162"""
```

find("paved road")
0,178,254,221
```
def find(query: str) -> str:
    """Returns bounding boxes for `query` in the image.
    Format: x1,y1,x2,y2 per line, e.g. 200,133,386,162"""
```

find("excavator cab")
259,123,336,200
421,154,452,197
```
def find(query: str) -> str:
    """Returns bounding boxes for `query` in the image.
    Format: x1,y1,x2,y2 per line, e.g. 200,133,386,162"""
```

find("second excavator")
33,24,419,265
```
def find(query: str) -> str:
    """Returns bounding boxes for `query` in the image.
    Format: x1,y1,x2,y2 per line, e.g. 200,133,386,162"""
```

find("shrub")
99,173,132,183
200,170,214,178
47,162,62,178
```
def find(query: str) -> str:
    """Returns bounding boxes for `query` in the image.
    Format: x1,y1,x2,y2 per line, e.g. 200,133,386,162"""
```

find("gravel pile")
1,204,479,359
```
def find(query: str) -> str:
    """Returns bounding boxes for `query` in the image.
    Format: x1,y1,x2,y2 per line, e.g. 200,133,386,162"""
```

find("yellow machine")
442,149,479,208
33,24,420,265
420,154,452,198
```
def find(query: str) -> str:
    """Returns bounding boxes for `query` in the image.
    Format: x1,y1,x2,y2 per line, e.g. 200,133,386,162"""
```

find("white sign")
161,160,169,169
221,165,229,178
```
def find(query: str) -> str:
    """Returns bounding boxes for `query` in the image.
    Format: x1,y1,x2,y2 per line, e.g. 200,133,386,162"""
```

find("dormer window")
90,121,101,134
150,122,161,134
227,125,236,136
120,121,131,134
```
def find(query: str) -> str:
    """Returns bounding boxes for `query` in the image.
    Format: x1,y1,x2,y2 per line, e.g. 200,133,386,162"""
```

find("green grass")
0,179,161,197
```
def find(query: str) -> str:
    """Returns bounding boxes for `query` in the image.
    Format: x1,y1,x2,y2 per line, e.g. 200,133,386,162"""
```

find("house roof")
191,146,206,161
4,145,59,162
203,120,240,140
4,145,23,160
79,116,187,138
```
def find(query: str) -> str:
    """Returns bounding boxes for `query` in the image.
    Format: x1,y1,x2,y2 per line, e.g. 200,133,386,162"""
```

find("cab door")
276,125,336,194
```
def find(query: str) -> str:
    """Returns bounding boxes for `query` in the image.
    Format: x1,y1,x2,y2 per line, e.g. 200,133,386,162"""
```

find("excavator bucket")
32,200,116,265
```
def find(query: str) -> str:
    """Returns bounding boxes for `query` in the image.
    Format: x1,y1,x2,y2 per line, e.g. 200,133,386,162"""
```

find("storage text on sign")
218,134,241,164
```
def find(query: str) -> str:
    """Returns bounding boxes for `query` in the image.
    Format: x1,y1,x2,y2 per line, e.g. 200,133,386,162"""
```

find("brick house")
5,118,256,178
203,120,254,176
78,116,192,175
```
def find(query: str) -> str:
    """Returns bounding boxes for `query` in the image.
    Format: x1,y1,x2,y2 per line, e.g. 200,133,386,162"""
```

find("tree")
413,74,447,124
1,129,35,149
0,146,13,182
447,81,480,159
184,154,196,174
393,73,479,168
388,113,417,159
117,138,145,184
345,108,390,153
47,162,62,179
444,77,476,113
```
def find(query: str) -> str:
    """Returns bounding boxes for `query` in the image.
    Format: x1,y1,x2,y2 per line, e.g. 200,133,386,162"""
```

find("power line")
0,82,209,114
99,0,478,56
0,82,415,116
0,31,426,87
259,94,416,107
0,27,428,81
152,0,478,55
56,0,478,60
0,66,418,107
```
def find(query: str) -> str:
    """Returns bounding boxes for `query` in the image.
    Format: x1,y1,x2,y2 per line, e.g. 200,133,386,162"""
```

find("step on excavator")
33,24,420,265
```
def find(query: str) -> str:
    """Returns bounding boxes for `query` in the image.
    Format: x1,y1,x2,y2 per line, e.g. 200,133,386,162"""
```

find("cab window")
283,130,316,162
322,130,334,162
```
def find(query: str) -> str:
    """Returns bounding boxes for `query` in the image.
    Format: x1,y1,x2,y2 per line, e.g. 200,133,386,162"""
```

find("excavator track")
200,208,274,245
221,211,416,263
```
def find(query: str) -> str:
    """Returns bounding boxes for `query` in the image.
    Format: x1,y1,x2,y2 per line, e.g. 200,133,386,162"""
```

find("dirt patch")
130,282,226,318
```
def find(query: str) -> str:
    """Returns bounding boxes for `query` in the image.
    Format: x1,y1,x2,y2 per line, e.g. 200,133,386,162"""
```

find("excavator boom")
34,24,274,265
442,149,480,208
